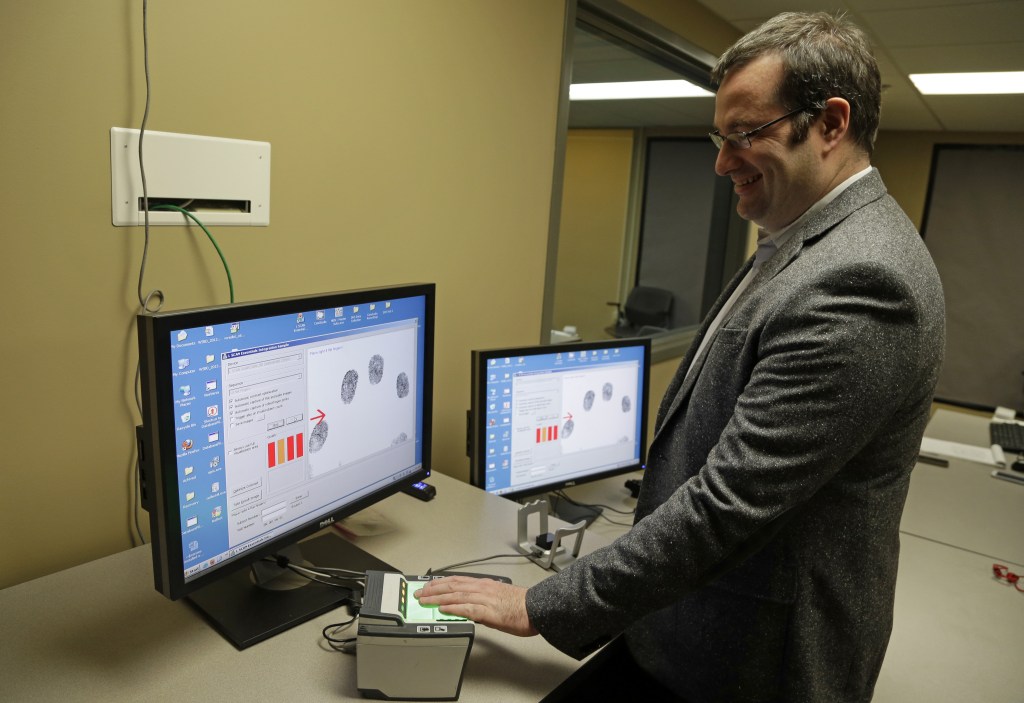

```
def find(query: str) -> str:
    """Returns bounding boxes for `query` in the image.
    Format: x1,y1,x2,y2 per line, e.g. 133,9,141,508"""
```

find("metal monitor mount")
515,499,586,572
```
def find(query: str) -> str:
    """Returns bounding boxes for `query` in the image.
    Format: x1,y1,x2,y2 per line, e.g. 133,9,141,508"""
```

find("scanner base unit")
357,571,474,701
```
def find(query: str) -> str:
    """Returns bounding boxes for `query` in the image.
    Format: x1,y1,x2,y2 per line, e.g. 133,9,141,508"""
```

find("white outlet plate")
110,127,270,226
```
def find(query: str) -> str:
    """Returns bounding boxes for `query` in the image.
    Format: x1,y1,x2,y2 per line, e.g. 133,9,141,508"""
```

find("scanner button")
417,625,431,633
433,625,447,633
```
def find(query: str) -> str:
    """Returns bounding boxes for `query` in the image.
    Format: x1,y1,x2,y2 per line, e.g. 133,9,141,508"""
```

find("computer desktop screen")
469,339,650,514
136,283,434,648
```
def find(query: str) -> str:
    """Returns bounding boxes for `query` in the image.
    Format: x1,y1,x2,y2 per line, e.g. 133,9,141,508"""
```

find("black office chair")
606,286,673,338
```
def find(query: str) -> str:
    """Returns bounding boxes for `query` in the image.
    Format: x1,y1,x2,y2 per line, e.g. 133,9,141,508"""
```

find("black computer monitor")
469,338,650,521
136,283,434,648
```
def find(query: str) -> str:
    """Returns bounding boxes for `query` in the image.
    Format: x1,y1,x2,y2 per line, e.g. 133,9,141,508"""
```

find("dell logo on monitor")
319,517,335,528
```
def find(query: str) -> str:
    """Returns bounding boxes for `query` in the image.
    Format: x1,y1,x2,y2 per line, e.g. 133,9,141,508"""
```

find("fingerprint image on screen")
341,370,359,405
305,326,418,479
309,420,329,452
369,354,384,385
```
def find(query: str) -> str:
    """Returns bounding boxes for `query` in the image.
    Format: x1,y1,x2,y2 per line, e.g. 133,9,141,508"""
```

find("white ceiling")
570,0,1024,132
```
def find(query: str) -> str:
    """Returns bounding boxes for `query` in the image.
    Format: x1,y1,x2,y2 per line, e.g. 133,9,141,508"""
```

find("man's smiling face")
712,54,825,233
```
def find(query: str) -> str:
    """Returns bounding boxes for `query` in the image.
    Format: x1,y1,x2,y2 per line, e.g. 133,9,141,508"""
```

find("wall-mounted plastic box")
110,127,270,226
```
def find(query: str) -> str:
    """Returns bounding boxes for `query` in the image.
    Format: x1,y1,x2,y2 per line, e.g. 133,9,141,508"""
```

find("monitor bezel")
138,282,434,602
469,337,650,500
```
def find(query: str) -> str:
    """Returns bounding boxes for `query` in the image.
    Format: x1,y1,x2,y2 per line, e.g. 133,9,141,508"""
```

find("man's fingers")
417,576,491,599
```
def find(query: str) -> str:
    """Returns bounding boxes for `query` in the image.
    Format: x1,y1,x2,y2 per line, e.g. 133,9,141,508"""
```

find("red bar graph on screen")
268,432,305,468
535,424,561,444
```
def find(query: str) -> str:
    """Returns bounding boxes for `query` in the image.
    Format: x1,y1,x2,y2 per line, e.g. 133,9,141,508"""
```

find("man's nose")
714,143,739,176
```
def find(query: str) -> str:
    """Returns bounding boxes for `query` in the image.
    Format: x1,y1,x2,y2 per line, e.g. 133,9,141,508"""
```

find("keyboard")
990,422,1024,454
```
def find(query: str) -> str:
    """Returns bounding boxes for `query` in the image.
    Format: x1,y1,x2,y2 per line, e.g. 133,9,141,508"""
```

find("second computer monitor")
470,339,650,500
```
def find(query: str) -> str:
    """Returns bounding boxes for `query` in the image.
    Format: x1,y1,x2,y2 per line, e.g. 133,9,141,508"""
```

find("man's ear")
819,97,852,150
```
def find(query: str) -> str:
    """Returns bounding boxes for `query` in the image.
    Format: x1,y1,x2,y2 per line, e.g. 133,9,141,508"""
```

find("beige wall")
0,0,567,589
552,129,635,340
5,0,1019,593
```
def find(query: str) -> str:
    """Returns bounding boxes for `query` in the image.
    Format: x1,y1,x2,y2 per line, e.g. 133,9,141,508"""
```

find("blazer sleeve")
525,256,937,659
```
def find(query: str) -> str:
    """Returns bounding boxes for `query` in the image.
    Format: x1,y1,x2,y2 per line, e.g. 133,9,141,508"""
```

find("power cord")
130,0,158,547
426,553,531,575
129,0,236,546
322,615,359,653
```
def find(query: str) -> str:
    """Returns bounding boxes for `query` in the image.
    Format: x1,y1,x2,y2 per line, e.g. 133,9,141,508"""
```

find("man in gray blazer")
418,12,944,702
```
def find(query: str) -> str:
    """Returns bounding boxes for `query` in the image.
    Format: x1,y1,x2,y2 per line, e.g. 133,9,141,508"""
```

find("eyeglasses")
709,106,809,150
993,564,1024,592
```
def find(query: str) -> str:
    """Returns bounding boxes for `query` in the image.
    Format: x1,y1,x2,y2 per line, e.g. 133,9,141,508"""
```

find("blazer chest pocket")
698,326,752,383
711,325,749,349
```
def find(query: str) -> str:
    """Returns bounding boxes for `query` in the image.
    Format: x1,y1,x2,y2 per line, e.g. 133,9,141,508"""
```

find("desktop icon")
177,330,188,342
369,304,376,311
385,302,391,309
211,482,220,492
296,313,304,324
353,306,360,313
230,322,240,333
180,385,191,397
189,540,199,552
186,516,198,528
211,506,222,519
316,310,325,321
208,432,220,443
206,354,215,364
206,380,217,392
180,412,191,424
186,491,196,502
184,466,194,476
178,358,190,370
206,405,218,418
182,439,193,451
335,307,344,317
205,326,214,337
210,456,220,469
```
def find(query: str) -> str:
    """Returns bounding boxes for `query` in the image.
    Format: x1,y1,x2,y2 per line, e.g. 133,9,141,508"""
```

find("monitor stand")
187,532,394,650
545,493,603,526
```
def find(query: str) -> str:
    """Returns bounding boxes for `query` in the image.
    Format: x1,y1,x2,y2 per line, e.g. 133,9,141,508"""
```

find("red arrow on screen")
311,409,326,425
564,412,573,420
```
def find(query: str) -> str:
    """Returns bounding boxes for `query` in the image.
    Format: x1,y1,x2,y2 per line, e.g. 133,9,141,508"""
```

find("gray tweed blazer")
526,169,945,703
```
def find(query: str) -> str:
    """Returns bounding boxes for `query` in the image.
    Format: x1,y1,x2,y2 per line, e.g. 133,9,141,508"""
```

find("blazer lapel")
651,170,889,444
653,256,753,441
